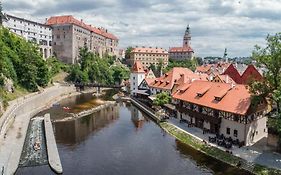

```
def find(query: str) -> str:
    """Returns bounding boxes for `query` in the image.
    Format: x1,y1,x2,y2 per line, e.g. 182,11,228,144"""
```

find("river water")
16,92,250,175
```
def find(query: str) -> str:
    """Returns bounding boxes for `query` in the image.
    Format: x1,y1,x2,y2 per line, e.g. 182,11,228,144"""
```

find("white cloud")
3,0,281,57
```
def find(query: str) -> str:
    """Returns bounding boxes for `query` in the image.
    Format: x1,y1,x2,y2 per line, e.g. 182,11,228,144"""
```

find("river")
16,92,250,175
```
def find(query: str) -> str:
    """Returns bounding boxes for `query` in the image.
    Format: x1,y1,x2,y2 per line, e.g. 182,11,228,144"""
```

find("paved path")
168,117,281,170
0,84,75,175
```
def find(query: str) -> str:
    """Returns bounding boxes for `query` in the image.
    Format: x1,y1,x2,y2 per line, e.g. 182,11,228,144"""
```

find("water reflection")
54,104,119,145
130,104,146,130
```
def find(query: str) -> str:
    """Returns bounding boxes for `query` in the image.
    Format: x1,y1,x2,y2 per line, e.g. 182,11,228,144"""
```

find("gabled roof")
213,75,235,84
173,81,252,115
46,15,118,40
132,61,145,73
148,67,208,90
169,46,193,53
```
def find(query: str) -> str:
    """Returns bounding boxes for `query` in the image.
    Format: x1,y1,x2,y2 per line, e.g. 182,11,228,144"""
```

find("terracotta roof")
46,15,118,40
196,65,212,73
215,75,235,84
173,81,251,115
132,61,145,73
148,67,208,90
144,78,156,85
132,47,168,54
169,46,194,53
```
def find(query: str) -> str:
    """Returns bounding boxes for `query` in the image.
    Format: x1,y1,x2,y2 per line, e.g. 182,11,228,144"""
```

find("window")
234,130,238,137
133,77,135,80
226,128,230,135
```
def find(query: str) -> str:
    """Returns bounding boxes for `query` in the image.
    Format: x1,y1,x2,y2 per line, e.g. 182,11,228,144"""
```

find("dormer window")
214,97,222,101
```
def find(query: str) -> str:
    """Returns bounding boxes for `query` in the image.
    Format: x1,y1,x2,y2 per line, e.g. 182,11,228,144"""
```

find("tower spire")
183,24,191,48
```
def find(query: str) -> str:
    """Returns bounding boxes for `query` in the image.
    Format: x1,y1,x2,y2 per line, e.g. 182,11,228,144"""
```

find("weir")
44,114,63,174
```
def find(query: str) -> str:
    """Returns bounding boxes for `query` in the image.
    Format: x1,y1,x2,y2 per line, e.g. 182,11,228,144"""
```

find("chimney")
81,19,83,23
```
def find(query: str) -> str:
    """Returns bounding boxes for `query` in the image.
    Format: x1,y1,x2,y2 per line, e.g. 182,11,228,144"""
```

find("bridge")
74,83,124,92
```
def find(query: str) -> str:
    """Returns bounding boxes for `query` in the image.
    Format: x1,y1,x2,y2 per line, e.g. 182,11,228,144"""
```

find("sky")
3,0,281,57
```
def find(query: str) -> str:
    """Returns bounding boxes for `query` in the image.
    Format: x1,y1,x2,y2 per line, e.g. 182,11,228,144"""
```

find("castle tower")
183,25,191,48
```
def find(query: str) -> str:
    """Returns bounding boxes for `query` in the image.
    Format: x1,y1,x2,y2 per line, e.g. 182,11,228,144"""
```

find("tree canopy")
67,46,129,85
163,59,198,73
0,27,50,91
153,92,171,106
250,32,281,115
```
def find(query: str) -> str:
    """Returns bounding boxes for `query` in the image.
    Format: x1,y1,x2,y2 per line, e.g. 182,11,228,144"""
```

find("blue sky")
3,0,281,57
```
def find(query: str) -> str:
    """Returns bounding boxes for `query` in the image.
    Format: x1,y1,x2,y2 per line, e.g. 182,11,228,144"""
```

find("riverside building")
3,14,53,59
46,15,118,64
172,81,268,146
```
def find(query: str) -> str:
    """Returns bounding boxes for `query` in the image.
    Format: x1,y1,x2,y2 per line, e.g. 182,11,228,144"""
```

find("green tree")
0,27,51,91
125,46,133,60
153,92,171,106
111,65,130,84
163,59,198,73
251,32,281,114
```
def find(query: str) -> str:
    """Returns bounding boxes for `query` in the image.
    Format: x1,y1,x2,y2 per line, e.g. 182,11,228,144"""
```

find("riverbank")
129,98,281,175
160,122,281,175
0,84,77,175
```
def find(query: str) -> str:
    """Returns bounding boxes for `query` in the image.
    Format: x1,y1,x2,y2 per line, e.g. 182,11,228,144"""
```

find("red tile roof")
196,64,212,73
214,75,236,84
169,46,194,53
173,81,251,115
132,61,145,73
132,47,168,54
46,15,118,40
148,67,208,90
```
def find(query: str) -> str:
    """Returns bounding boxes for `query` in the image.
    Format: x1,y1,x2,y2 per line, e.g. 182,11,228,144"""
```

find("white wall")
130,72,145,95
220,116,267,146
245,116,267,146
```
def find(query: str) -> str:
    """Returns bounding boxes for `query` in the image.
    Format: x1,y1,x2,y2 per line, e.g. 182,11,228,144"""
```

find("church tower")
183,25,191,48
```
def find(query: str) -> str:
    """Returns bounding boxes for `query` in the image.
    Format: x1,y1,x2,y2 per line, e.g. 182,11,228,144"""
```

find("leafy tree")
251,32,281,114
0,27,51,91
163,59,198,73
153,92,171,106
111,65,130,84
149,63,156,73
68,65,89,83
125,46,133,60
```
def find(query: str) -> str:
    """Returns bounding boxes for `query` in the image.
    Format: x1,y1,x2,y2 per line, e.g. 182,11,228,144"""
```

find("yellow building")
129,46,169,69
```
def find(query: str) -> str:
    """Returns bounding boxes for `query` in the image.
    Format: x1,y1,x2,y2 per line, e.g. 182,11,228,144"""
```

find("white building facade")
3,14,53,59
